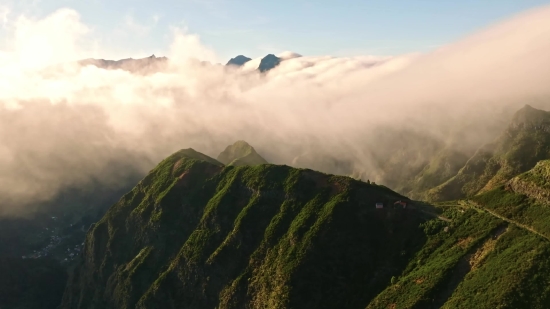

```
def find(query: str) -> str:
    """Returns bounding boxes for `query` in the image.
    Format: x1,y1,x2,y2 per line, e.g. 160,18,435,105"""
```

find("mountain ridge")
80,53,292,73
59,148,424,309
424,104,550,201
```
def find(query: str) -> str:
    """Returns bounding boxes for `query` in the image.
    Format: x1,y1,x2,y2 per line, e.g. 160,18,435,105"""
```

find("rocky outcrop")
507,160,550,204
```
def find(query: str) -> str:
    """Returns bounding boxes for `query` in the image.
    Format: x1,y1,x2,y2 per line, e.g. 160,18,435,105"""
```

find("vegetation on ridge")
61,148,426,309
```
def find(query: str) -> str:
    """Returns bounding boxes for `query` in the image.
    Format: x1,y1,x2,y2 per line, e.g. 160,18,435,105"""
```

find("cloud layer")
1,5,550,215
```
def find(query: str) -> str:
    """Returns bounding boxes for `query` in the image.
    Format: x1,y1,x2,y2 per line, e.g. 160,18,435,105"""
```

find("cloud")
1,8,89,69
0,6,9,28
168,27,219,64
1,6,550,215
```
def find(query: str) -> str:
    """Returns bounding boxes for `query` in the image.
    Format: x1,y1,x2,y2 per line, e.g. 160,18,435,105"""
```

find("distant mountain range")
78,54,168,74
79,52,301,73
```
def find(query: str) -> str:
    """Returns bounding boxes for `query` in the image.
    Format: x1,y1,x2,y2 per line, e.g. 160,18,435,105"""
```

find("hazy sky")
2,0,550,61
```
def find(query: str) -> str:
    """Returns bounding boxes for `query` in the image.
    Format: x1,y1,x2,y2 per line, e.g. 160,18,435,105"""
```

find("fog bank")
1,6,550,215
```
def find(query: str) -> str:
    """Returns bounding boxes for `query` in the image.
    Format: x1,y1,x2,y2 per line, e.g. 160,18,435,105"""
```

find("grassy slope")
61,149,426,309
369,157,550,308
368,203,550,309
427,105,550,202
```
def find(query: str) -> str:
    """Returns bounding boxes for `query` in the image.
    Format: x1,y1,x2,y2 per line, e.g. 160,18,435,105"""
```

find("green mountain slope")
471,160,550,239
507,159,550,204
60,148,426,309
426,105,550,201
368,206,550,309
217,140,268,166
59,146,550,309
369,161,550,309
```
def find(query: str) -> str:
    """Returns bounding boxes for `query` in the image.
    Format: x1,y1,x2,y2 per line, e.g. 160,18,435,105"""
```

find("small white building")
375,203,384,209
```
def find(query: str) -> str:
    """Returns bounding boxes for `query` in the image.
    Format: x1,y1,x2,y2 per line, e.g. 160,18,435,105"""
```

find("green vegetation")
369,202,550,309
61,149,427,309
367,207,501,308
442,226,550,309
516,160,550,189
473,186,550,239
61,138,550,308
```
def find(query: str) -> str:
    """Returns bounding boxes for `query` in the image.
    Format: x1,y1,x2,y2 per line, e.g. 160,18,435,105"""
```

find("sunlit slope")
367,205,550,309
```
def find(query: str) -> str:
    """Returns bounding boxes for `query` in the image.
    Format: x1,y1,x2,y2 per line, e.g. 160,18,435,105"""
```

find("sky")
1,0,550,62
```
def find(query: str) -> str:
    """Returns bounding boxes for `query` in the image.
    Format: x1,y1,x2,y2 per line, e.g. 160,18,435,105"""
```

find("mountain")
472,160,550,237
60,148,426,309
258,54,281,72
216,140,268,166
80,53,288,73
426,105,550,201
58,145,550,308
8,102,550,308
367,199,550,308
79,54,168,74
226,55,252,66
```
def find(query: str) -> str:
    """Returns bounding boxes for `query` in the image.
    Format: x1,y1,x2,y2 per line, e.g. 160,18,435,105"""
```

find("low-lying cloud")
1,5,550,215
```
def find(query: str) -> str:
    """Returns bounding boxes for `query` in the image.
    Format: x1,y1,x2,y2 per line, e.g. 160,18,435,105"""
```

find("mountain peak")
258,54,281,72
217,140,268,166
226,55,252,66
511,104,550,126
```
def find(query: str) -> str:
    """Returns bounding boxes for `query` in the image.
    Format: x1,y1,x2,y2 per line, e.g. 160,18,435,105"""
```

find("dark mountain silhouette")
226,55,252,66
79,53,288,73
258,54,281,72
